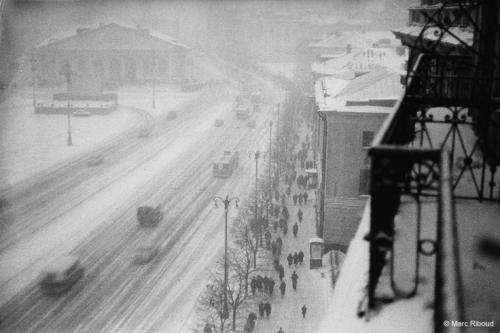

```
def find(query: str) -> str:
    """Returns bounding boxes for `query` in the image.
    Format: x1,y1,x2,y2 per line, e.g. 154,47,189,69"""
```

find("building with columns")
33,22,191,88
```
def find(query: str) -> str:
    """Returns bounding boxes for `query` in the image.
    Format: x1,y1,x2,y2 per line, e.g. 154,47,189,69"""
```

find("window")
359,169,370,195
362,131,375,148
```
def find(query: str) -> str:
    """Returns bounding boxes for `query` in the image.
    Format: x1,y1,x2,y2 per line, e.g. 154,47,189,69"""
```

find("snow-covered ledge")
318,199,433,333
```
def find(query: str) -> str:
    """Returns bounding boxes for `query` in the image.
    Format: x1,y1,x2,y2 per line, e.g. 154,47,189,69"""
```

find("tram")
213,151,239,178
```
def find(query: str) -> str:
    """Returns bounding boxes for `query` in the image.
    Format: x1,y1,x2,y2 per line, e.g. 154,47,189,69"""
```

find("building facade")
33,22,191,88
315,68,403,252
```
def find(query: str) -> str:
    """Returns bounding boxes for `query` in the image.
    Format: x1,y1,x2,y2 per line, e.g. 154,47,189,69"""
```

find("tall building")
318,1,500,332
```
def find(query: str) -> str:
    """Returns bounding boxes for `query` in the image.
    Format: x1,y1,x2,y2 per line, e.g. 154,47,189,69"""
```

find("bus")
213,151,239,178
236,105,250,119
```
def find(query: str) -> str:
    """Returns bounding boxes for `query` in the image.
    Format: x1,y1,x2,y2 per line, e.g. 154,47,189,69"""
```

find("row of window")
58,57,170,75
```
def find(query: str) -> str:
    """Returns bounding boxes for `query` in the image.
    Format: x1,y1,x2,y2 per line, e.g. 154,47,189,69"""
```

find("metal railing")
366,53,464,332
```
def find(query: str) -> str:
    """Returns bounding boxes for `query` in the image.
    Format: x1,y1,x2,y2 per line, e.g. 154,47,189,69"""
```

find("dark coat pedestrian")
259,301,265,318
279,281,286,296
292,194,298,205
298,193,303,205
302,304,307,318
297,209,303,223
293,222,298,237
276,236,283,248
279,264,285,281
298,250,304,264
283,223,288,236
251,276,257,295
297,175,303,188
287,253,293,267
293,252,298,266
291,271,298,290
303,191,308,204
282,206,289,221
269,279,275,296
264,302,271,317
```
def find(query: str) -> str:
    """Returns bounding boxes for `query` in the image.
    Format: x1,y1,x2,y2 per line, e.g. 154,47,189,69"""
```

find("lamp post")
269,121,273,187
214,194,239,321
249,150,267,247
59,63,73,146
30,50,36,109
152,50,156,109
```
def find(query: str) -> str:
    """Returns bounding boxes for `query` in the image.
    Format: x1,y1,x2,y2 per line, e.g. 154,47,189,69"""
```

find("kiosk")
309,237,324,268
305,168,318,189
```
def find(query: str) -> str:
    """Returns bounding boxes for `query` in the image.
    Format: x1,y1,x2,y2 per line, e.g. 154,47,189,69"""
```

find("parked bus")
213,151,239,178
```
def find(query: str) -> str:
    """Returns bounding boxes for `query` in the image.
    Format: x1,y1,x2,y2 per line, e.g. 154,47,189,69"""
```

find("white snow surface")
0,94,233,305
0,85,199,187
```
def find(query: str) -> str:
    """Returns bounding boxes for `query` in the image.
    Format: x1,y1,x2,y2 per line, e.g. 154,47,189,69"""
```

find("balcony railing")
365,53,464,332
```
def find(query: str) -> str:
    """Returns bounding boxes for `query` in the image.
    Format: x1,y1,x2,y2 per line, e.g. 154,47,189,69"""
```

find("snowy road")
0,83,279,332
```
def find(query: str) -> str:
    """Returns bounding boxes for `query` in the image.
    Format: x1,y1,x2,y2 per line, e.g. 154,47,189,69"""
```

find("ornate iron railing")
364,0,500,330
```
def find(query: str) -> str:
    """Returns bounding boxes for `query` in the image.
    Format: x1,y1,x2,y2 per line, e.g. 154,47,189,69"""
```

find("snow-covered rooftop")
392,26,474,48
314,67,403,112
35,21,188,50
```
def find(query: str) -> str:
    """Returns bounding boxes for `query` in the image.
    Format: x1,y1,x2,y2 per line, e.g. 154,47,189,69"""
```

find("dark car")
39,255,84,295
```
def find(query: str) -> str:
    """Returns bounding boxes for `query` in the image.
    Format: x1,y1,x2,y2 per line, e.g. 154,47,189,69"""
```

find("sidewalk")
252,135,332,333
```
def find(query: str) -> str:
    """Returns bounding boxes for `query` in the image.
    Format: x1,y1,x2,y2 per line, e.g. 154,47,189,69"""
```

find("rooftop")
35,21,188,51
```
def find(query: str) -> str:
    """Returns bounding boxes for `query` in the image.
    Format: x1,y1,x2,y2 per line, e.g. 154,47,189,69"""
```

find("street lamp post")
214,194,239,321
60,63,73,146
249,150,268,247
269,121,273,187
152,50,156,109
30,51,36,109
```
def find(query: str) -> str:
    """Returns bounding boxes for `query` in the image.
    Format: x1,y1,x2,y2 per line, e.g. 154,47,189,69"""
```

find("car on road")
87,155,104,167
72,109,92,117
39,255,84,295
247,120,256,128
138,128,150,138
214,119,224,127
133,245,159,264
137,205,163,227
167,111,177,120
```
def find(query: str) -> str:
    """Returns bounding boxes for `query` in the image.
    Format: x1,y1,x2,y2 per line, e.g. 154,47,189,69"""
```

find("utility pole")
152,50,156,109
30,50,36,109
269,120,273,188
214,195,239,322
60,63,73,146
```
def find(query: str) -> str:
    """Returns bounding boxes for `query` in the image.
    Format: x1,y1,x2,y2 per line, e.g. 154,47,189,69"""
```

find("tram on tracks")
213,150,239,178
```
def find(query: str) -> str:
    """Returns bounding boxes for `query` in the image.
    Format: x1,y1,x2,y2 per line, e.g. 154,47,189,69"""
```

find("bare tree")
226,248,251,331
198,264,229,333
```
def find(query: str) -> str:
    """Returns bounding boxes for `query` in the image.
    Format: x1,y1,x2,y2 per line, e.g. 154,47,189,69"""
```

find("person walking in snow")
291,271,299,290
298,193,303,205
298,250,304,264
293,222,298,237
251,276,257,295
279,264,285,281
292,193,298,205
303,191,308,204
293,252,298,267
258,301,265,318
264,302,272,317
279,280,286,296
287,253,293,267
269,279,275,296
297,208,303,223
302,304,307,318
